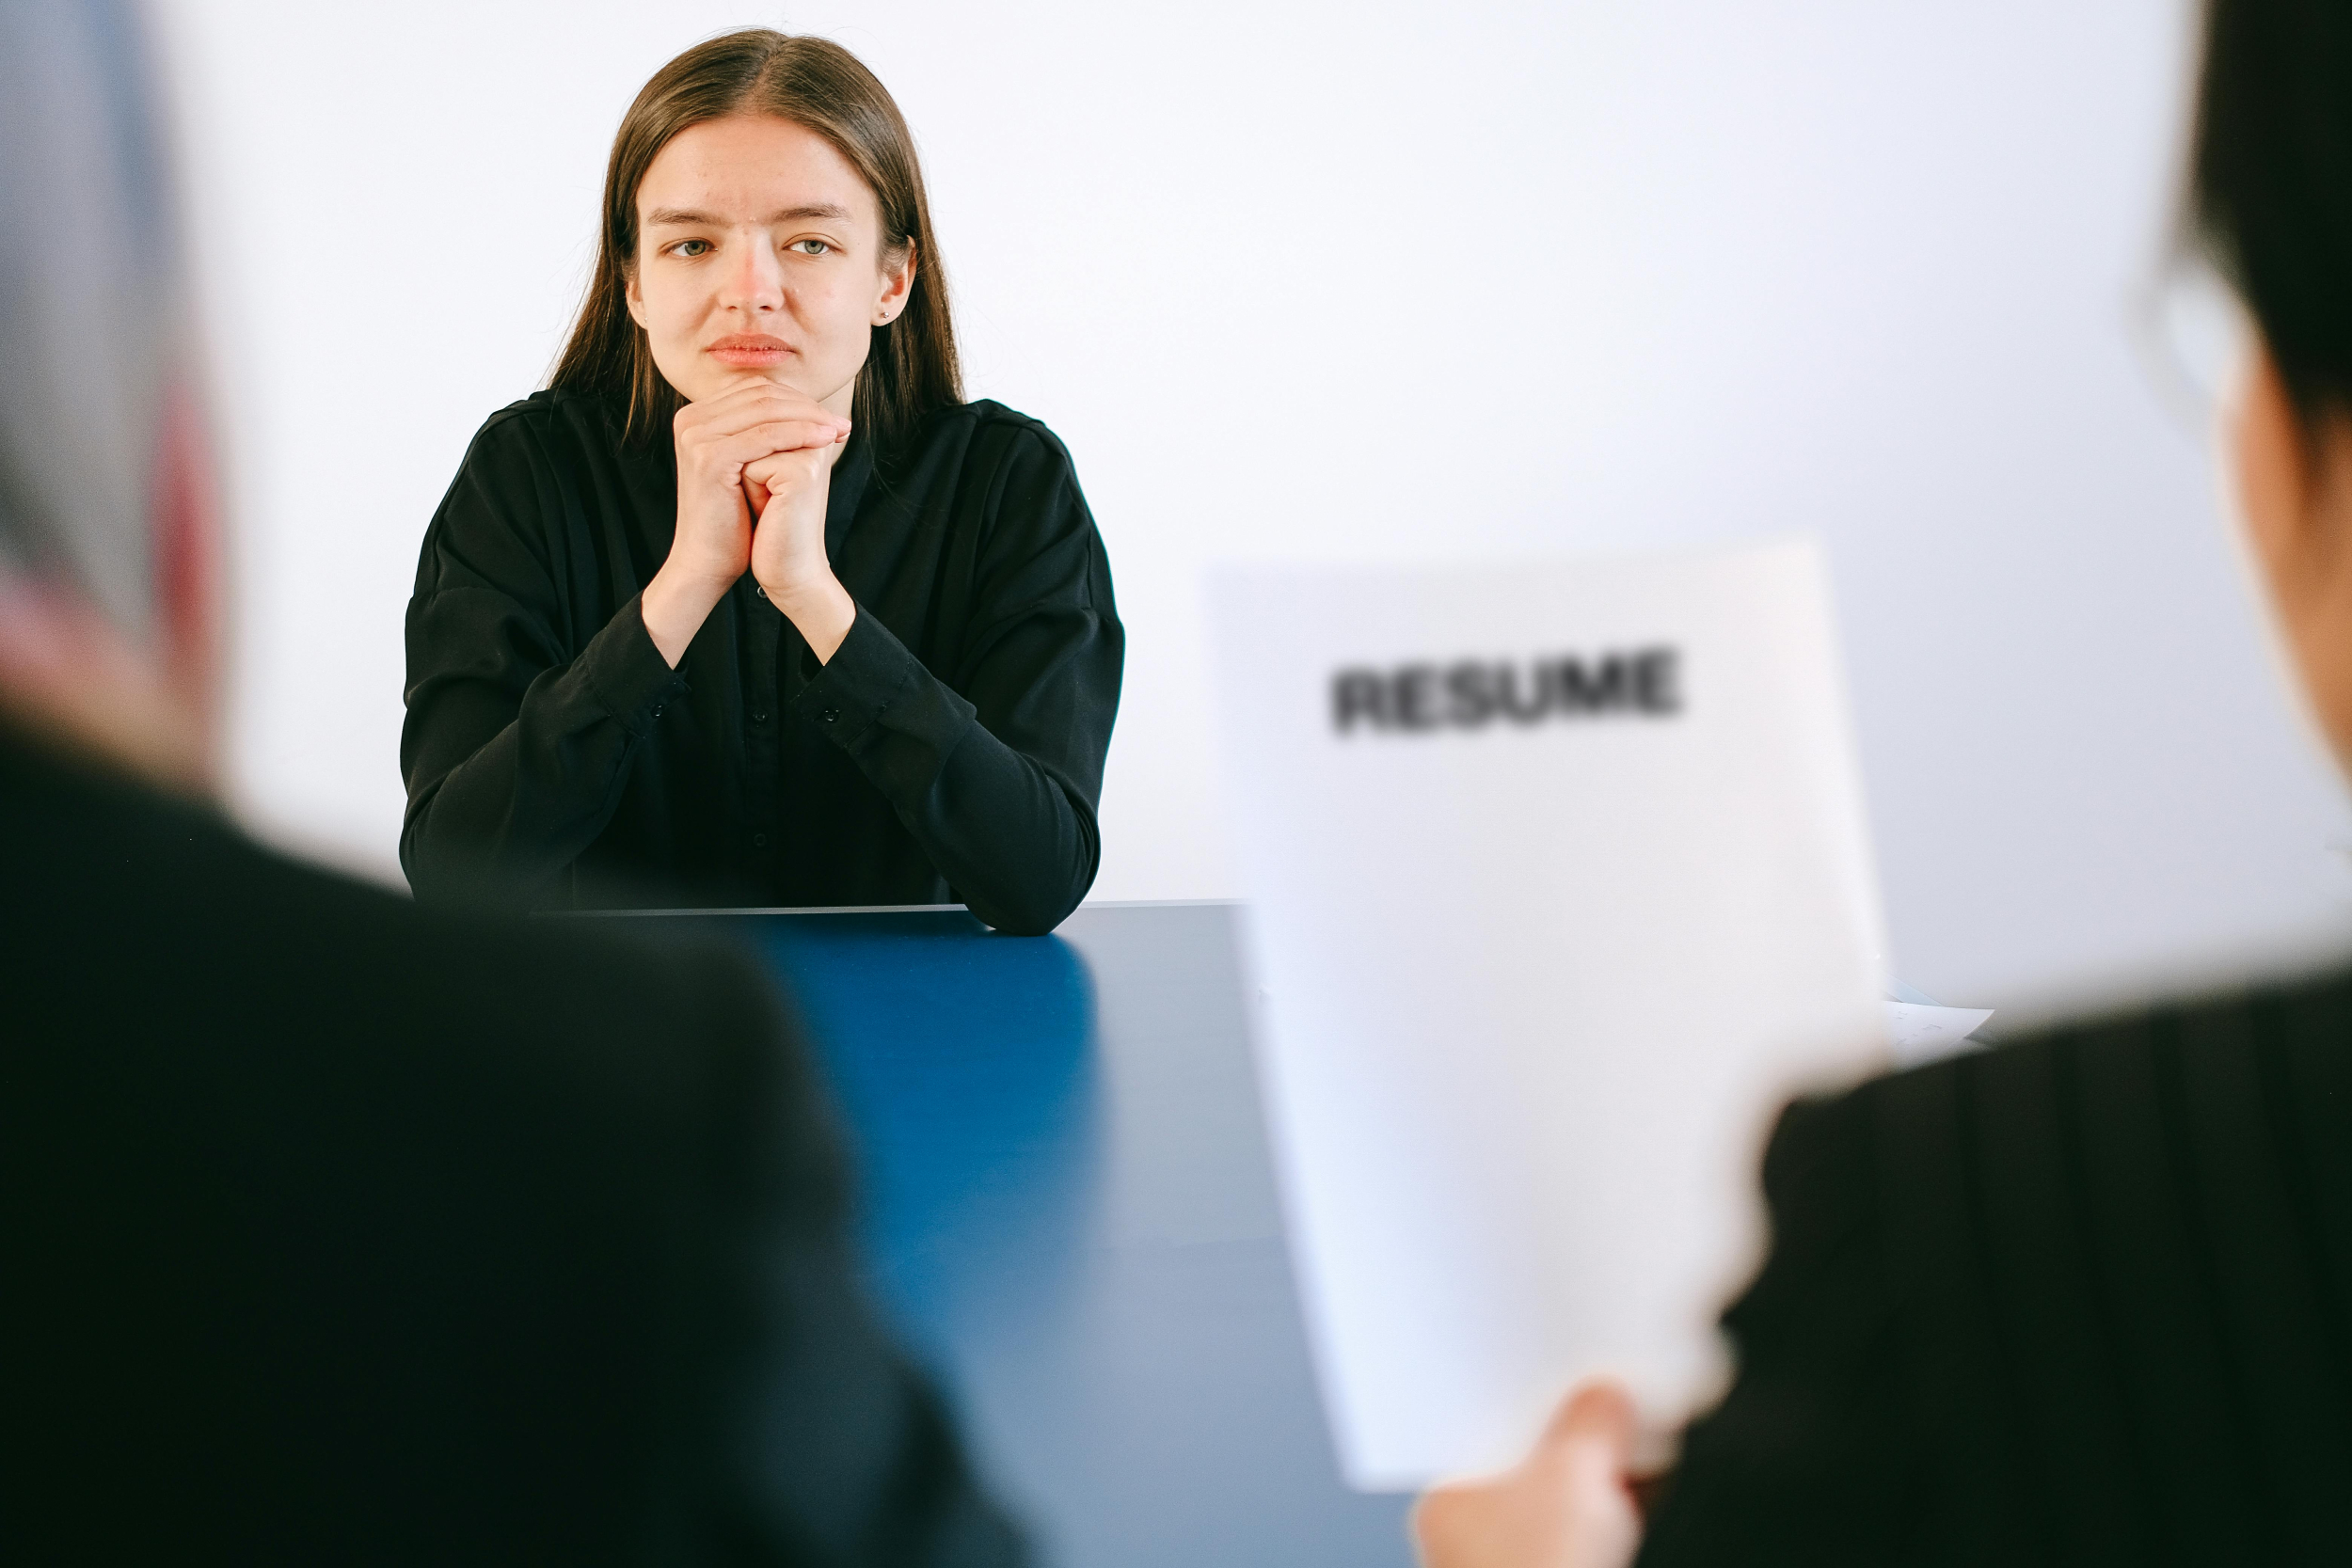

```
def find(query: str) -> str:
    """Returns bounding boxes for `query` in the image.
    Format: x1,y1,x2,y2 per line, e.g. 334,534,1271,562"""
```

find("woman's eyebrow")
644,204,852,227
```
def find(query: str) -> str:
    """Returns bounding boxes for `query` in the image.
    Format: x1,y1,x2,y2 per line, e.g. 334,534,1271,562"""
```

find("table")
691,901,1417,1568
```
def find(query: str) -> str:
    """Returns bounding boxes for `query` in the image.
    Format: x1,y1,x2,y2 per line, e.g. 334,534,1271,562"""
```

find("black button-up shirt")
400,390,1121,934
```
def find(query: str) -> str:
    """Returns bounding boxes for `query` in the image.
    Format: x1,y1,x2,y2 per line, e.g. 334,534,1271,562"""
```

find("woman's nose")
721,236,786,313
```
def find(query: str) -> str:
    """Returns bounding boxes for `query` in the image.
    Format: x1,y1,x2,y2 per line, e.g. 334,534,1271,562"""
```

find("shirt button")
651,704,664,719
821,708,841,724
751,710,769,724
754,584,767,599
754,832,770,847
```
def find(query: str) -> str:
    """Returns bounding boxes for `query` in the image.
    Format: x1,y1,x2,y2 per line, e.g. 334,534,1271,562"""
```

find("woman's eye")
792,239,831,256
672,239,711,258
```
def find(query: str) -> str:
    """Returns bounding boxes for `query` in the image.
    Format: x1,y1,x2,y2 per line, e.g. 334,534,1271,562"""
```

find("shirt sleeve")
682,940,1028,1565
1634,1092,1919,1568
399,417,687,905
787,424,1122,936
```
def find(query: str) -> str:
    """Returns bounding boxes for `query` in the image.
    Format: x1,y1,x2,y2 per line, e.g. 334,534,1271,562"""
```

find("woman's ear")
153,375,222,774
2231,341,2320,585
2230,339,2352,777
625,267,648,330
875,241,916,325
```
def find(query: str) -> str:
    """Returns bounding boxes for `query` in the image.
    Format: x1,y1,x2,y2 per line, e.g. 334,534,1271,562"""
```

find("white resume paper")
1207,539,1891,1490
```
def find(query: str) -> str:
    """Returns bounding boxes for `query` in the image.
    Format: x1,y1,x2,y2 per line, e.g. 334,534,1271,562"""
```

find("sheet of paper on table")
1883,1000,1995,1066
1207,538,1892,1491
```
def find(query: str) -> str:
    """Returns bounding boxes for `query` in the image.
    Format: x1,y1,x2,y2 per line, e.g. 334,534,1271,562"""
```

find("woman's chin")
668,364,811,404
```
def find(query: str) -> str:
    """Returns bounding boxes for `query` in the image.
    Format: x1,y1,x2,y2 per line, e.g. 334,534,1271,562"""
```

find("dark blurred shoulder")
0,721,871,1560
1772,960,2352,1181
0,721,780,1101
1652,971,2352,1567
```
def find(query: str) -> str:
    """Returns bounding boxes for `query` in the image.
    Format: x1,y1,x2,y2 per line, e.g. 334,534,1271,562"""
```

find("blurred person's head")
0,0,217,792
550,30,961,447
2195,0,2352,780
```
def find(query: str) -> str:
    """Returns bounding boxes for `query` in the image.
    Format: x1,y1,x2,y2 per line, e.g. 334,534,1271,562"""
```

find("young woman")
400,31,1120,934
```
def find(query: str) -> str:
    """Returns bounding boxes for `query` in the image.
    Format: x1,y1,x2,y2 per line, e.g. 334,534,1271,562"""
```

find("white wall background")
152,0,2352,1017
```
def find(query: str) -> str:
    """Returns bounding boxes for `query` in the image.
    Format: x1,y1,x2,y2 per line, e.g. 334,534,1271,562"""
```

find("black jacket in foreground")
1638,966,2352,1567
400,391,1121,933
0,726,1024,1566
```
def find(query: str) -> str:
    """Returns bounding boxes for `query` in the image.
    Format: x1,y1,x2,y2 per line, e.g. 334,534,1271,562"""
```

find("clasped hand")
641,381,857,667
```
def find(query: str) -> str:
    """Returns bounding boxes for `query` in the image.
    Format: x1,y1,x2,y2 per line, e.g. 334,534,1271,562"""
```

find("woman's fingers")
1410,1381,1645,1568
742,442,841,539
741,456,810,518
690,419,849,483
702,420,846,470
664,385,845,604
742,445,834,488
1543,1383,1638,1461
678,381,850,443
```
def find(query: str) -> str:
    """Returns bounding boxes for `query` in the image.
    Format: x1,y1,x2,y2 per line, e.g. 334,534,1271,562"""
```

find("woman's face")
626,114,914,416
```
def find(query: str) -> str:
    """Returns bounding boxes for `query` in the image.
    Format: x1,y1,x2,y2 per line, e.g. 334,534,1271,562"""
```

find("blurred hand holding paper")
1207,539,1889,1491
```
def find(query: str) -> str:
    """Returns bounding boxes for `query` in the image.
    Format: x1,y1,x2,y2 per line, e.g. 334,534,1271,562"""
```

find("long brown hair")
549,30,962,447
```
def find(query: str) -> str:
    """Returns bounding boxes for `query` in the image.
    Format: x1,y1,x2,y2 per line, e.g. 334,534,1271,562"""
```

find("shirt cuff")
791,604,974,755
580,593,690,737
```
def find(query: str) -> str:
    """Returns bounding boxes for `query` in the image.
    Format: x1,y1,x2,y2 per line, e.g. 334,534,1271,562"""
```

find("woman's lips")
707,334,792,366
